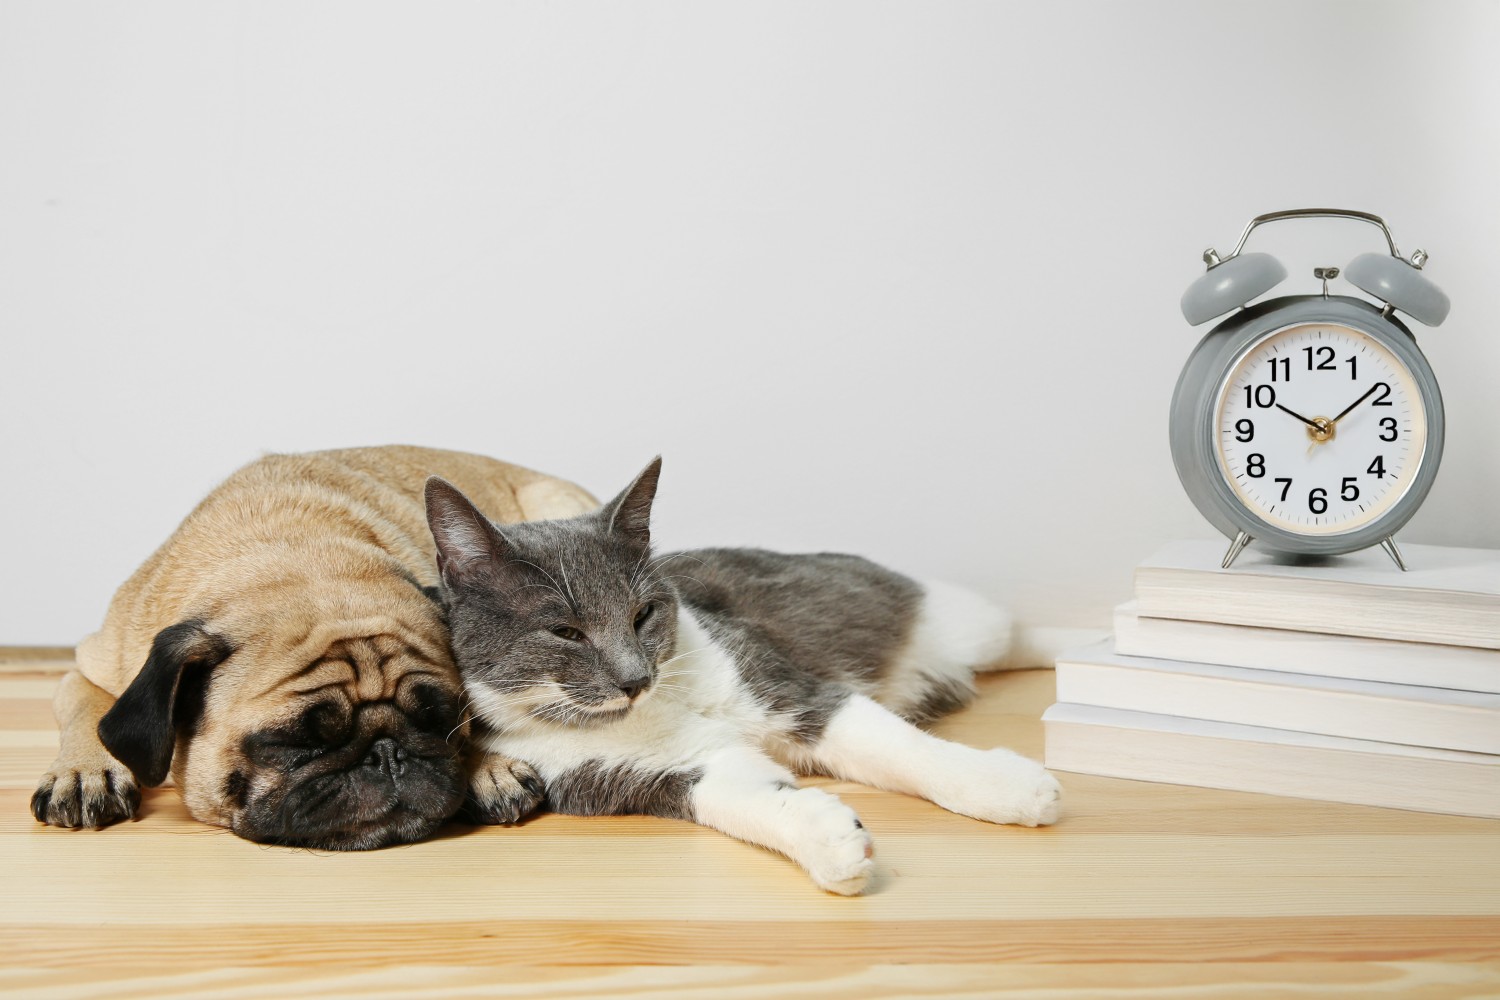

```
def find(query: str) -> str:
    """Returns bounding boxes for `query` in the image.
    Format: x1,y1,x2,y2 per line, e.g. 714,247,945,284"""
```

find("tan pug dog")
31,446,596,849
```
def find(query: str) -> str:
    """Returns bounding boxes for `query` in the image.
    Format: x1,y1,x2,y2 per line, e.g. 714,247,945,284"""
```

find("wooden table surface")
3,652,1498,998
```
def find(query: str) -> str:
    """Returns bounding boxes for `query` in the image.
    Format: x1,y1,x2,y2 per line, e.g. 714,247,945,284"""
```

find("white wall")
3,1,1497,645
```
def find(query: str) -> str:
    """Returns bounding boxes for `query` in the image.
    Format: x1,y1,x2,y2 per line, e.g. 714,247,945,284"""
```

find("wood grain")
4,658,1498,997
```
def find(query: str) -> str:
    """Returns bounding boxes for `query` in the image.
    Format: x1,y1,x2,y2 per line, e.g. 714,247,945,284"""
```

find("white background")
3,1,1497,646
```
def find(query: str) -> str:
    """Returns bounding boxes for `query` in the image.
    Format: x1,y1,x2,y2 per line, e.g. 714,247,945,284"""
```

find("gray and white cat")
425,459,1061,894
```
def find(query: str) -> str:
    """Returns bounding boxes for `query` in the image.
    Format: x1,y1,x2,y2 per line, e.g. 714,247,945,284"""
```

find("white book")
1054,641,1500,754
1042,702,1500,819
1133,540,1500,650
1114,601,1500,694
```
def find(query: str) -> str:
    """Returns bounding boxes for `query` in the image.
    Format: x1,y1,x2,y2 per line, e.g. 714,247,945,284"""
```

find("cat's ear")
603,456,662,547
425,476,509,586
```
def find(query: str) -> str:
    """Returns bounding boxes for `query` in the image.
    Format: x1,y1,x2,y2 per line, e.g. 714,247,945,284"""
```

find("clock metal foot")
1221,531,1253,569
1380,537,1408,571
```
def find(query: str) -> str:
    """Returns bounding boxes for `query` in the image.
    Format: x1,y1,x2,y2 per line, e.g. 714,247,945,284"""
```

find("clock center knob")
1307,417,1335,443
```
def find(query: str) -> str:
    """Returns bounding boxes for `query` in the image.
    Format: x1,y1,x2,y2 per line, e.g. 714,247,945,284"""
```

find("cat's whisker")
511,558,574,612
446,700,475,742
627,549,655,592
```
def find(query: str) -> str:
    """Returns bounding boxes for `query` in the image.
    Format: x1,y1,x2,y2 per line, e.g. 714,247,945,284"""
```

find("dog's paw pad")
32,764,141,830
462,755,544,825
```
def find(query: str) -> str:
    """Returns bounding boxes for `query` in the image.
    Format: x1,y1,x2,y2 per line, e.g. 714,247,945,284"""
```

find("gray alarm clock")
1170,208,1449,570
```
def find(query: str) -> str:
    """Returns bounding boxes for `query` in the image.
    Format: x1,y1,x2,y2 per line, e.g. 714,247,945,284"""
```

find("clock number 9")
1234,419,1254,442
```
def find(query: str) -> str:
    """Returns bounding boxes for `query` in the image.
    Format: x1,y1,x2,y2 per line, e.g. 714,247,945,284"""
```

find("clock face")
1214,322,1429,535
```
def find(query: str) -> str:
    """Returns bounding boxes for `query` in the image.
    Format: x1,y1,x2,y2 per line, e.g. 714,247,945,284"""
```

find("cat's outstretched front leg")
690,746,874,895
800,694,1062,827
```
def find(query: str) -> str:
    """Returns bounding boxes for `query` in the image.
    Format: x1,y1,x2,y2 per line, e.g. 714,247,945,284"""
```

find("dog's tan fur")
33,446,596,847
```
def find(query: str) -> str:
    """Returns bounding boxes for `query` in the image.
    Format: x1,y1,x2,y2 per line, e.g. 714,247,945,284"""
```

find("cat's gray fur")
426,458,1062,894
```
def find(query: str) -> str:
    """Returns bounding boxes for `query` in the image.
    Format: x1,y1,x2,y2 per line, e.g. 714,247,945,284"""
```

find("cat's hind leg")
872,580,1012,722
690,746,875,895
793,693,1062,828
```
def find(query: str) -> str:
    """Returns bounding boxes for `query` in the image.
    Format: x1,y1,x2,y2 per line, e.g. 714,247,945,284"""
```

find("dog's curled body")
33,446,596,849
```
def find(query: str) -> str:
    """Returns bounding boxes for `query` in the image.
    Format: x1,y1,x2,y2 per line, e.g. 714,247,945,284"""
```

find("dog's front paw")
793,788,875,896
462,752,544,825
32,762,141,830
941,749,1062,827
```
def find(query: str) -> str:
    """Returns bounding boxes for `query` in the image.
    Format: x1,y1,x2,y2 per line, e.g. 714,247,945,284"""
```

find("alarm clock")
1170,208,1449,570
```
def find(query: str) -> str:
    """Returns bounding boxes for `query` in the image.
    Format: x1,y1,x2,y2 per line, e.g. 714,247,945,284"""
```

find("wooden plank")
3,918,1500,969
5,961,1497,1000
0,647,73,673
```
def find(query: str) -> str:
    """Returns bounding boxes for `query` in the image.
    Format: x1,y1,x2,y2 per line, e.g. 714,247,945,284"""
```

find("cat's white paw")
791,788,875,895
938,749,1063,828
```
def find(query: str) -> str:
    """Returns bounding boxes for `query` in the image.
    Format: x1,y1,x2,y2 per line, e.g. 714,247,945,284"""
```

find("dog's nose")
363,737,407,778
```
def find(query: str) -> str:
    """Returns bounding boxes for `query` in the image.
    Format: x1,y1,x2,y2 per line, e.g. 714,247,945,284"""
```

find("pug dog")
30,446,596,849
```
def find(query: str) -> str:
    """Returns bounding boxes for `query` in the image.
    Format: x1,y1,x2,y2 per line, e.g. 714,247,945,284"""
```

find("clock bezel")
1170,295,1445,557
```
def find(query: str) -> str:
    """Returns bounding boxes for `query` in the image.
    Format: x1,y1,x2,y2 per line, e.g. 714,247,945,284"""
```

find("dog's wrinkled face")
100,601,468,850
211,635,464,849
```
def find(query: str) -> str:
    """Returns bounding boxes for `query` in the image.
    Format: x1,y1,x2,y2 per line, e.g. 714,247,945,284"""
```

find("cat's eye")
634,604,654,630
550,625,585,642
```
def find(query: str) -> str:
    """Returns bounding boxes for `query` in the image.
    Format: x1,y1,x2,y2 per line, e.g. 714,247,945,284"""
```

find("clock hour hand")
1331,382,1387,424
1274,402,1322,430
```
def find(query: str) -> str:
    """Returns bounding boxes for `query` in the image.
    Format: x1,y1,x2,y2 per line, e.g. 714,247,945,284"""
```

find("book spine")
1054,660,1500,754
1132,574,1500,650
1113,607,1500,693
1044,716,1500,819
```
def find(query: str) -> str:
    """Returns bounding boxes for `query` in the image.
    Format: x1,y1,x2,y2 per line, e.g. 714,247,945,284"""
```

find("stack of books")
1043,540,1500,818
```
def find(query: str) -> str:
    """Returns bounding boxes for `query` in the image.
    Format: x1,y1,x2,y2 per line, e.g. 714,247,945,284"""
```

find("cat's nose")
617,676,649,700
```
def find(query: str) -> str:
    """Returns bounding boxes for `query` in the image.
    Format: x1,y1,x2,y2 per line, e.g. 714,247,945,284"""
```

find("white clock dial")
1214,322,1429,535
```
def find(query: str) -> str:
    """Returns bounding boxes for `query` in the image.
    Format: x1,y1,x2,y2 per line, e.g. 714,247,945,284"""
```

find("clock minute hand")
1331,383,1384,425
1274,403,1322,430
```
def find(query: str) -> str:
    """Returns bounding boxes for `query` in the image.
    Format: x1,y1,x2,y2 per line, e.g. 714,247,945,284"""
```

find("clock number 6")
1309,488,1329,514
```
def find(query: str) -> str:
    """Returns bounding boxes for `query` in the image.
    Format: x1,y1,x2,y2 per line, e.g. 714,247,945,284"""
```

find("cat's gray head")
424,458,678,731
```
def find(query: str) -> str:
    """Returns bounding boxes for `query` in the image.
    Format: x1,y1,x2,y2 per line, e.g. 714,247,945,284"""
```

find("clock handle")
1192,208,1448,327
1224,208,1404,261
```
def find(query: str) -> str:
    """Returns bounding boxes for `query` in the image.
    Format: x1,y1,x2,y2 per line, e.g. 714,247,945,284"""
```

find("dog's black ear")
98,620,235,787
